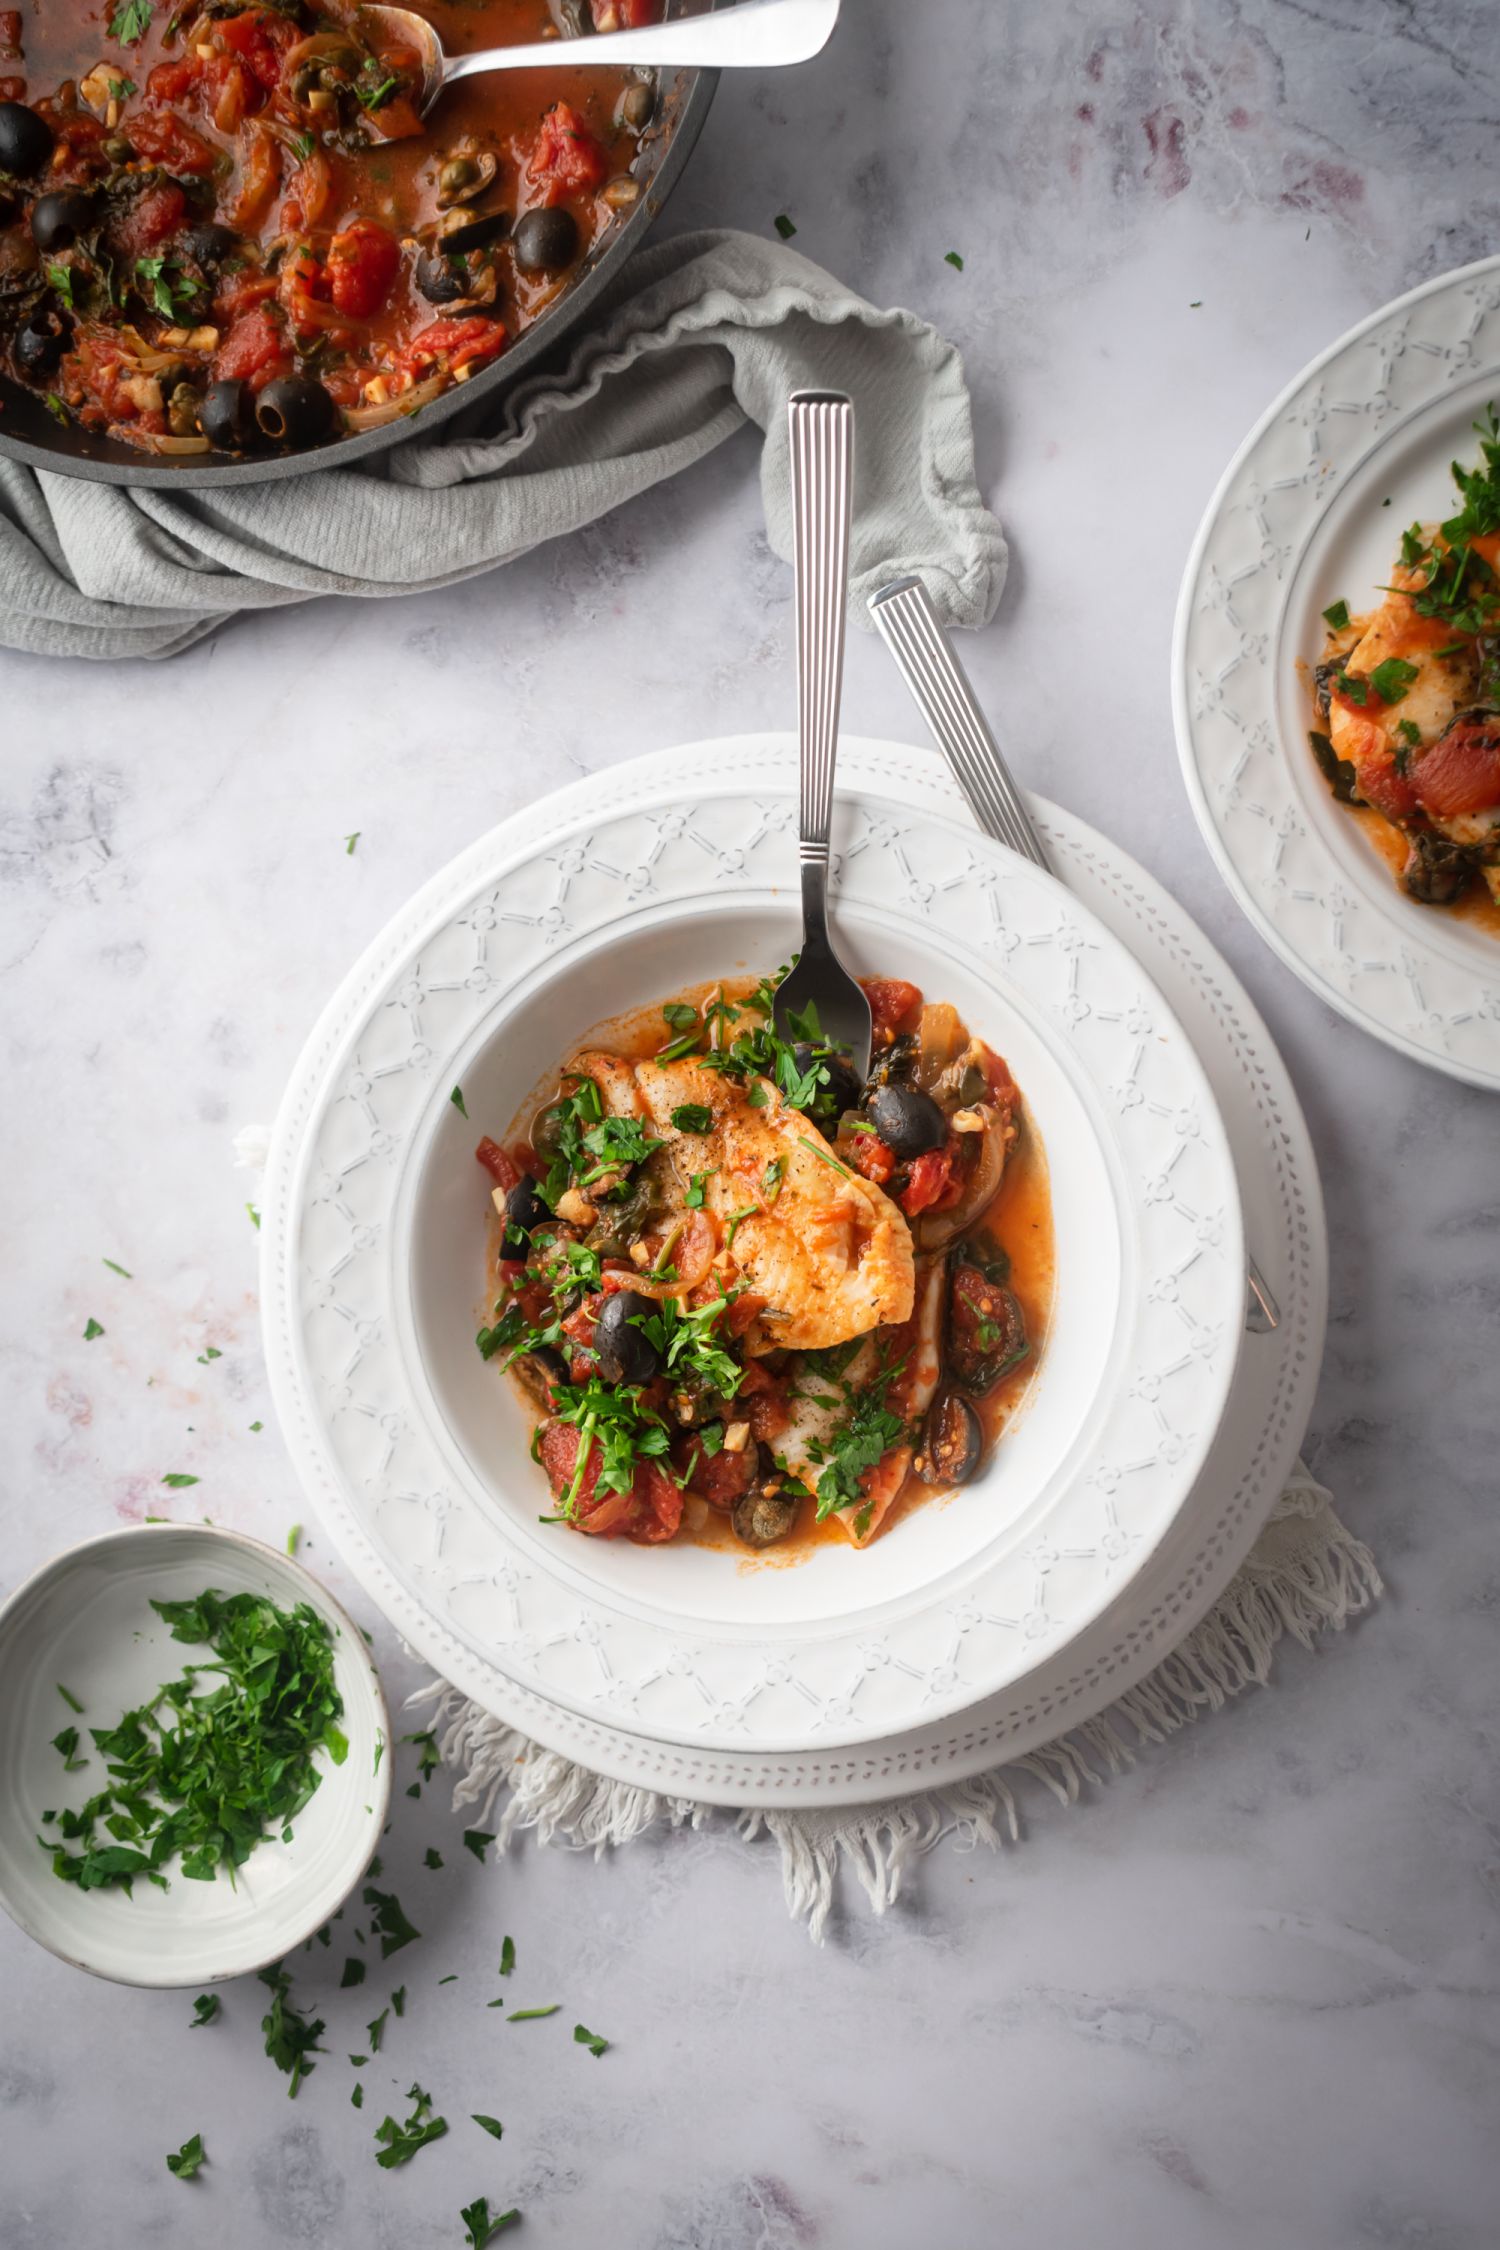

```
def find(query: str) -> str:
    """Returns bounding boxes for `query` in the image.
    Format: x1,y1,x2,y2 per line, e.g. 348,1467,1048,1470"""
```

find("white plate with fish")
262,746,1244,1754
1175,255,1500,1089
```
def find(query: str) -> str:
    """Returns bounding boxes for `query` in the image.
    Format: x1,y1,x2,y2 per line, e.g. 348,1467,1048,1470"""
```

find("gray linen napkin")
0,229,1006,663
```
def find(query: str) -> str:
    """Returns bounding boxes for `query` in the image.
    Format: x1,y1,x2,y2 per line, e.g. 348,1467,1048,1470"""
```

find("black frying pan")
0,34,717,490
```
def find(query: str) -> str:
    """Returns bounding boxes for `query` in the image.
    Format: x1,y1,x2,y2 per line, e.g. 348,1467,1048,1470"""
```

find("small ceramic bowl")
0,1524,390,1987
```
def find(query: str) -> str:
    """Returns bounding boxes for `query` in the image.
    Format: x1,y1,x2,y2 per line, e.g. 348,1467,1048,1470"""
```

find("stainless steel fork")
869,573,1281,1337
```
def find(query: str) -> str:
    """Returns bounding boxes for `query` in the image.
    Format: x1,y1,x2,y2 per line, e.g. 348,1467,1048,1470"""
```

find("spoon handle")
788,390,853,924
443,0,840,83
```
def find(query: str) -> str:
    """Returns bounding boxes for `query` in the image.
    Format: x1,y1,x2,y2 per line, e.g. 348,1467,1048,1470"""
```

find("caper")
439,155,479,199
600,175,641,210
620,80,654,131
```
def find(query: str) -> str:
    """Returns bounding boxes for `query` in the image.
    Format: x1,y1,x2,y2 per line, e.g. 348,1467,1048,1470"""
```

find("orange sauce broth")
484,977,1056,1564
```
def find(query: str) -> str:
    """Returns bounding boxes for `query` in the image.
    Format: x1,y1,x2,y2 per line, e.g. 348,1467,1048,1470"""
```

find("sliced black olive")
513,205,579,275
1402,827,1480,905
947,1249,1027,1397
592,1289,659,1386
14,305,72,380
790,1042,862,1116
915,1390,983,1487
0,102,54,177
514,1345,568,1408
865,1032,917,1092
415,249,468,305
181,221,240,271
255,374,334,448
31,189,97,254
503,1175,550,1240
199,377,255,452
436,205,510,255
867,1083,947,1158
731,1461,802,1548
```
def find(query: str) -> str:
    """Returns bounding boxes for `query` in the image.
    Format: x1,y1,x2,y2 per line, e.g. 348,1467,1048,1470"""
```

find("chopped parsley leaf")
574,2023,610,2057
190,1993,219,2028
341,1958,366,1989
508,2004,560,2021
374,2083,448,2168
944,250,964,270
462,2199,520,2247
1369,656,1420,705
362,1883,420,1957
165,2132,205,2180
424,1846,444,1870
260,1962,325,2097
109,0,153,41
499,1935,515,1976
56,1684,84,1713
473,2114,505,2139
462,1829,496,1863
1321,598,1350,630
162,1472,199,1489
345,831,360,855
102,1259,131,1278
450,1086,468,1118
684,1169,715,1209
51,1727,85,1772
774,213,797,239
670,1103,713,1132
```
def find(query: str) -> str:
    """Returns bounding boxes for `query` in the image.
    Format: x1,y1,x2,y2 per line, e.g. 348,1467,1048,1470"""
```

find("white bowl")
264,765,1245,1752
0,1525,390,1986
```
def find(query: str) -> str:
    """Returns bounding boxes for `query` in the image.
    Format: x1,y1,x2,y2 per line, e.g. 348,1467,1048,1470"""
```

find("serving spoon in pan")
772,390,874,1083
359,0,840,124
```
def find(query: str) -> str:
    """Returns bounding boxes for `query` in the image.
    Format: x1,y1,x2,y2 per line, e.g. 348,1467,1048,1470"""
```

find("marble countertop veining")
2,2,1499,2245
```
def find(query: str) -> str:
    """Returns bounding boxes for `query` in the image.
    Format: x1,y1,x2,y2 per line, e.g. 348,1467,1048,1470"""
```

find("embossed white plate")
1175,255,1500,1090
379,741,1327,1809
263,743,1243,1754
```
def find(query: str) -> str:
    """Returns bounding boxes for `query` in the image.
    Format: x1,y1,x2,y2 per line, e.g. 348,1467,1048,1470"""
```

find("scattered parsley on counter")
246,1203,261,1230
391,1985,406,2017
161,1473,199,1489
261,1962,325,2097
472,2114,504,2140
773,213,797,239
462,2198,520,2247
574,2024,609,2058
190,1993,219,2027
403,1729,441,1781
341,1959,366,1989
507,2004,559,2023
367,2007,389,2053
374,2083,448,2168
363,1883,421,1957
462,1830,496,1863
44,1588,346,1894
352,2081,364,2108
165,2132,205,2181
102,1258,132,1278
286,1525,301,1556
944,250,964,270
499,1936,515,1977
196,1346,222,1365
83,1318,104,1342
424,1846,444,1871
249,1420,263,1432
345,832,360,855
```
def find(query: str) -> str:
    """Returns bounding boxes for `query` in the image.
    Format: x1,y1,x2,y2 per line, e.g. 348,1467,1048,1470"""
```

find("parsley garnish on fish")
685,1169,715,1208
670,1103,713,1132
806,1358,910,1523
545,1377,671,1521
44,1588,345,1894
1369,657,1420,705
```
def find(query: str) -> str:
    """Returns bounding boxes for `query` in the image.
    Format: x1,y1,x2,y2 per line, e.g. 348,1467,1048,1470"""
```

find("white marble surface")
2,2,1498,2244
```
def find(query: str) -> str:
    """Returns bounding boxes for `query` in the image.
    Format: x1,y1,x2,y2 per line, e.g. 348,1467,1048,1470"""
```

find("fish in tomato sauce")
473,969,1053,1555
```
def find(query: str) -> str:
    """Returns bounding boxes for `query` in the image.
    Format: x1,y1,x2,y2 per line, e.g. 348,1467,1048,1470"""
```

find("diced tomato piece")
722,1291,765,1338
326,219,401,320
395,315,507,380
537,1422,681,1543
735,1357,790,1441
1412,714,1500,819
899,1143,960,1218
0,13,22,53
214,271,278,320
861,978,923,1037
527,101,608,205
591,0,661,23
111,182,186,263
979,1043,1019,1109
848,1132,896,1186
218,9,293,92
147,57,204,104
212,302,287,390
127,107,216,174
671,1430,756,1511
1359,757,1420,823
475,1137,522,1193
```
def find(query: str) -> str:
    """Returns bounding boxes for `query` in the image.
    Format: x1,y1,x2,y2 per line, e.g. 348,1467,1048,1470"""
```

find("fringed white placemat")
407,1465,1379,1940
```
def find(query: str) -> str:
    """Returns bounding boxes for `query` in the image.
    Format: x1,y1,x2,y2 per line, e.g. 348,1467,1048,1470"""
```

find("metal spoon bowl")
358,0,840,124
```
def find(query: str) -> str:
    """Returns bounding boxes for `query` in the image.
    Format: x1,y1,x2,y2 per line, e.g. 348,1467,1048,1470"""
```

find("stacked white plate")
263,736,1326,1808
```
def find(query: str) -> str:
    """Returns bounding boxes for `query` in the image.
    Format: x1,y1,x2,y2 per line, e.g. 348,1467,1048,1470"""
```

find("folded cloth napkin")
411,1468,1381,1940
0,229,1006,663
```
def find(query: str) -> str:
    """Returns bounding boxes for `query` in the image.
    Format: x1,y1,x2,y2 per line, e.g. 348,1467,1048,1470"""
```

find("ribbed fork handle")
789,391,854,894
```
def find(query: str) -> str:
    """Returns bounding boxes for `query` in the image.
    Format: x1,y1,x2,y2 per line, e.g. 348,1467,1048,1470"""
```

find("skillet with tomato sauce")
0,1,664,458
472,968,1054,1557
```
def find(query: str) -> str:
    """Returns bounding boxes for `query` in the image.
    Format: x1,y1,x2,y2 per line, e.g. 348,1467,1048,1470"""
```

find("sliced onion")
342,372,445,431
913,1003,965,1089
119,431,212,456
916,1103,1011,1249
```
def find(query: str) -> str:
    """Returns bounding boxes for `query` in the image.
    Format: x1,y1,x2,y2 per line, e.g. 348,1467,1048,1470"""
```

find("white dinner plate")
378,741,1328,1810
264,737,1245,1756
1174,254,1500,1091
0,1525,390,1986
